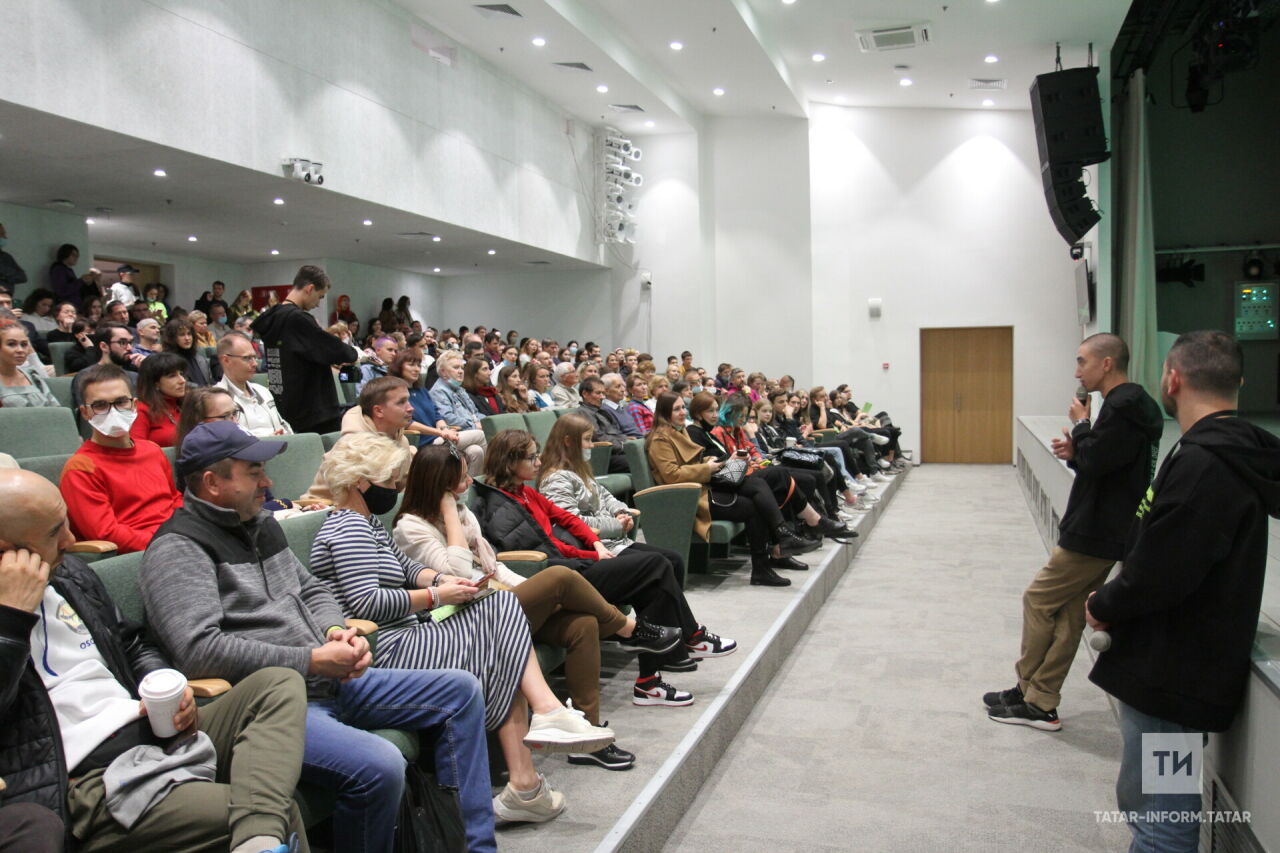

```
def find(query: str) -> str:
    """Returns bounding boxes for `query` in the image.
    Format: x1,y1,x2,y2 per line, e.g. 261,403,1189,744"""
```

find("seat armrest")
188,678,232,698
495,551,549,562
67,540,117,554
634,483,702,498
591,441,612,447
345,618,379,636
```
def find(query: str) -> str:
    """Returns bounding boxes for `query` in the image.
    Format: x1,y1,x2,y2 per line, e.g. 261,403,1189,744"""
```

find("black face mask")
362,483,399,515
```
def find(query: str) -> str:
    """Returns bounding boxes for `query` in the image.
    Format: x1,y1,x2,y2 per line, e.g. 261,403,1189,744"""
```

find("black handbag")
778,448,824,470
709,457,749,488
395,765,467,853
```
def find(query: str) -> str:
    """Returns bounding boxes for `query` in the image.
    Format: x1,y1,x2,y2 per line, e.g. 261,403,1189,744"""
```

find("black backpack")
394,764,467,853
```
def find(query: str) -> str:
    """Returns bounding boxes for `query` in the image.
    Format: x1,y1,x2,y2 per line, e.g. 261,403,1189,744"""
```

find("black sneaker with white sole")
685,626,737,660
633,676,695,707
567,742,636,771
987,701,1061,731
615,620,682,655
663,657,699,673
981,684,1023,709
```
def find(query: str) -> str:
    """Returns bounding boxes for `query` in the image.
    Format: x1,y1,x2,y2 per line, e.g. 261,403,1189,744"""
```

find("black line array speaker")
1030,66,1110,245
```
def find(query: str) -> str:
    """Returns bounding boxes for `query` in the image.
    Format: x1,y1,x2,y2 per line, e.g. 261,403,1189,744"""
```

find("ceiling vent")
47,199,75,209
608,104,645,113
855,24,931,52
553,61,593,72
395,231,438,239
472,4,521,17
525,260,552,265
968,78,1008,90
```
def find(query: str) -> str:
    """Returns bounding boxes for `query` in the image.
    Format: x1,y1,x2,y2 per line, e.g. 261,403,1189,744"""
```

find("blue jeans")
1116,699,1204,853
816,446,856,487
303,667,495,853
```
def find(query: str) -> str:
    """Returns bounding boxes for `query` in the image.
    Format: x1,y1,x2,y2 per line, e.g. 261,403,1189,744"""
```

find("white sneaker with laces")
524,706,615,754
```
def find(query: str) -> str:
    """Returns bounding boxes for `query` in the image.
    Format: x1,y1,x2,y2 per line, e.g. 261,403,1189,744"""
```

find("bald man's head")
1082,333,1129,373
0,470,74,569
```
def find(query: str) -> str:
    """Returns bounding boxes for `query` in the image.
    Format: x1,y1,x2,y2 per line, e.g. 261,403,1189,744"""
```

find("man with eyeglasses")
215,332,292,437
60,364,182,554
69,323,144,413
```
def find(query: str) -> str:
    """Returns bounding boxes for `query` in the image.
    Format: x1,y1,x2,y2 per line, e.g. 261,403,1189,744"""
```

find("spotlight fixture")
596,84,609,93
273,198,285,205
487,249,497,255
433,267,441,273
362,219,373,226
153,169,167,177
1244,255,1265,280
812,52,826,62
982,98,994,106
270,249,280,255
669,41,683,50
712,87,725,96
985,54,999,63
187,235,198,242
432,235,442,242
899,77,913,87
531,36,546,47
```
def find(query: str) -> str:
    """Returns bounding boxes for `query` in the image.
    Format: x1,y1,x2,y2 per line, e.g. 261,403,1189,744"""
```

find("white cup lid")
140,668,185,695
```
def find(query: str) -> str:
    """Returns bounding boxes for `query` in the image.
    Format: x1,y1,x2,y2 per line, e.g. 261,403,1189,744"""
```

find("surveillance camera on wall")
283,156,325,185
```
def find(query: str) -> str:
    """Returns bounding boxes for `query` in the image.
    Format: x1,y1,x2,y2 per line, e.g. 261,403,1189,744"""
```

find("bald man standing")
983,334,1163,730
0,470,310,853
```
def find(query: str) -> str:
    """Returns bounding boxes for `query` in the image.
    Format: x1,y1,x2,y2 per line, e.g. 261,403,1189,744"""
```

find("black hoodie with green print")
1088,413,1280,731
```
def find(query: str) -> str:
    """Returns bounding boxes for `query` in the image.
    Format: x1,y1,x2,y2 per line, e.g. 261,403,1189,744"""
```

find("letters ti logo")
1142,733,1202,794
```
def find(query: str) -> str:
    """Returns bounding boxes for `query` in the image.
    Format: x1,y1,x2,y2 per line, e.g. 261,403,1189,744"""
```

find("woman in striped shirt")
309,432,614,824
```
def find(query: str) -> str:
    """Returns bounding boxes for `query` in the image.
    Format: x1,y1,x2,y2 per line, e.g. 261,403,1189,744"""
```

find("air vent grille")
608,104,645,113
473,4,521,17
525,260,552,265
395,232,438,238
553,61,593,72
855,24,931,52
969,78,1008,90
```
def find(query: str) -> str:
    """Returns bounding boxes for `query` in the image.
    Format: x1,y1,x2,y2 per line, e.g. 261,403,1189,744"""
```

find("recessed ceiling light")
433,267,441,273
273,197,284,205
985,54,999,63
85,218,95,225
596,84,609,93
712,87,725,96
782,0,797,5
982,98,995,107
531,36,546,47
644,120,655,128
812,53,826,63
270,249,280,255
899,77,913,87
187,235,198,242
153,169,167,177
986,0,999,4
669,41,683,51
487,249,497,255
432,235,442,242
362,219,373,226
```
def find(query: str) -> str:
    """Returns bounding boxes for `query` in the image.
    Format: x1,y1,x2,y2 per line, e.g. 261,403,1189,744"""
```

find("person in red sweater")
61,364,182,553
470,430,737,709
129,351,187,447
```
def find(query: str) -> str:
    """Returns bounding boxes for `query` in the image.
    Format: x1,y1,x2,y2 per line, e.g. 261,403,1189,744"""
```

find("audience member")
21,289,58,336
130,352,188,447
388,351,482,462
161,316,216,386
44,301,79,343
0,222,27,292
104,299,130,326
128,300,151,330
132,317,162,357
215,332,292,436
142,284,169,321
228,289,257,323
252,266,358,434
430,351,486,433
328,293,356,327
69,323,140,404
463,358,503,416
524,362,555,409
109,265,141,307
0,321,58,408
0,468,309,853
496,364,530,413
188,309,216,348
141,421,499,852
356,335,398,392
195,280,230,316
61,364,183,552
575,376,629,473
601,373,643,438
550,362,581,408
624,373,654,434
207,303,230,339
47,244,81,308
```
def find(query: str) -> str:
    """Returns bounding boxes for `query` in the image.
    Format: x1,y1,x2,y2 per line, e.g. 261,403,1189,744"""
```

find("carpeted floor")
665,464,1132,853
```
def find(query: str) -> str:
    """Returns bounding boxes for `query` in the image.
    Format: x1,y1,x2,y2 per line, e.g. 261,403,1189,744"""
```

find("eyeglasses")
84,396,136,415
522,452,542,463
202,407,241,422
224,353,259,363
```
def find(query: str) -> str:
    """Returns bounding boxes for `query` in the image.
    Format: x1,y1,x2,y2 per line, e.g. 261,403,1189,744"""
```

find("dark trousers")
564,544,698,678
709,479,774,556
0,803,62,853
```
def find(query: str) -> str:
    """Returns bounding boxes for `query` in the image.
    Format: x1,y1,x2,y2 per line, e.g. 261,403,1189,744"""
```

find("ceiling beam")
724,0,808,117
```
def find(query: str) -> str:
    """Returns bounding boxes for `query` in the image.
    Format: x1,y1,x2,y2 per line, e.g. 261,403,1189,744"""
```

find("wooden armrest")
188,678,232,698
345,618,379,636
0,776,7,793
592,441,612,447
496,550,549,562
66,540,117,554
635,483,702,497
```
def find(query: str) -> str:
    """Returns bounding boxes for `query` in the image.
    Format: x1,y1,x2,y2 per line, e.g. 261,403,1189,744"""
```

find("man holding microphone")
1086,331,1280,851
984,333,1161,730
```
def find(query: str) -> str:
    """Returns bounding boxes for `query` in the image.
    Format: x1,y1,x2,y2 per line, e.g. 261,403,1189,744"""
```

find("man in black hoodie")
1086,330,1280,852
986,334,1162,730
252,266,357,434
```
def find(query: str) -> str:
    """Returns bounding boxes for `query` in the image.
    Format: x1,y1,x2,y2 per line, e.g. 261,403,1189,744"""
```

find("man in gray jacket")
140,421,497,853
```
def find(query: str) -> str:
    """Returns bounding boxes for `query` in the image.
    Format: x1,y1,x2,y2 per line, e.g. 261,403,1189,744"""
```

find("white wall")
318,259,442,332
92,243,246,310
0,0,598,263
809,104,1081,460
438,269,612,346
0,201,90,300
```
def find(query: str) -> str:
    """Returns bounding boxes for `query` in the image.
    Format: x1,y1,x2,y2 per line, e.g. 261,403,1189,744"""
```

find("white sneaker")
851,482,868,494
877,458,892,469
525,706,615,754
870,433,890,446
493,775,566,823
872,473,891,483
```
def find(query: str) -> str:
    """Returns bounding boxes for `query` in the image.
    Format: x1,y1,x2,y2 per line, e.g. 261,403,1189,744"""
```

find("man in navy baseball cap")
176,421,286,520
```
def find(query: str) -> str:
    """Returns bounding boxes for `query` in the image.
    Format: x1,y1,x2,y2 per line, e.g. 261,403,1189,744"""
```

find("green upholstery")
19,453,71,487
252,372,268,387
258,434,324,501
0,407,84,458
632,484,700,588
320,431,343,451
48,342,76,376
595,474,630,498
707,520,742,544
45,376,75,409
480,412,527,442
375,492,404,530
341,382,359,405
536,645,566,675
622,440,655,492
90,551,147,626
522,410,557,449
279,509,332,571
588,444,612,476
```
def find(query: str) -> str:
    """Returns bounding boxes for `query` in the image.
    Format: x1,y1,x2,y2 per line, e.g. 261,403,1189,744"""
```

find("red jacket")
130,397,181,448
60,439,183,553
711,425,764,463
500,484,601,560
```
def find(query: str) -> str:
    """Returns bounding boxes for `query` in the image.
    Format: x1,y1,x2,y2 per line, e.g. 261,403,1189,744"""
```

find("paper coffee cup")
785,437,797,448
139,668,187,737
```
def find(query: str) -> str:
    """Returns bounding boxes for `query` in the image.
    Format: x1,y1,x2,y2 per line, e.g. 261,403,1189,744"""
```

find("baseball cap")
177,420,286,479
116,264,140,274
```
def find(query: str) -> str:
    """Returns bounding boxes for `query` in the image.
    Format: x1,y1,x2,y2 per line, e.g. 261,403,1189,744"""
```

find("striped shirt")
310,510,427,630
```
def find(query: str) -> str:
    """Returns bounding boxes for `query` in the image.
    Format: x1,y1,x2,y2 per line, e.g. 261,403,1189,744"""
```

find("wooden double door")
920,326,1013,463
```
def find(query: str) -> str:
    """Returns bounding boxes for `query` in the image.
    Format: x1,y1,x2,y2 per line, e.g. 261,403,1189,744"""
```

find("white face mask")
89,406,137,438
582,447,593,462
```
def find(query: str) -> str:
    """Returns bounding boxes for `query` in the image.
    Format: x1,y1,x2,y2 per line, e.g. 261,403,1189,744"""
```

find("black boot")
813,516,858,539
751,554,792,586
768,554,808,570
776,524,820,556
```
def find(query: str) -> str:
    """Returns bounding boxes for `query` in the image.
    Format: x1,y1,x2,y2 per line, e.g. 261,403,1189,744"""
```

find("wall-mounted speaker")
1030,66,1109,245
